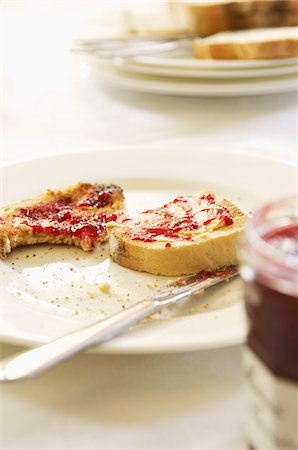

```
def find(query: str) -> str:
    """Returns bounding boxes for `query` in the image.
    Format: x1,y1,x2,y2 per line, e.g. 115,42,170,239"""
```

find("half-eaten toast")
0,182,124,258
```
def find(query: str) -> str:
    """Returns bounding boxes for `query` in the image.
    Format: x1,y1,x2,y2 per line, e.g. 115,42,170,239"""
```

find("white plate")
108,57,298,79
86,62,298,96
133,48,298,70
1,149,296,354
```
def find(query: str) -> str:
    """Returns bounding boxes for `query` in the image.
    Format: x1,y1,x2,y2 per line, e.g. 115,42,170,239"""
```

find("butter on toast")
0,182,124,258
108,191,245,276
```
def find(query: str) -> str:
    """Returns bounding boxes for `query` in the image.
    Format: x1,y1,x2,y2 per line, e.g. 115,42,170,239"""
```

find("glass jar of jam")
241,197,297,450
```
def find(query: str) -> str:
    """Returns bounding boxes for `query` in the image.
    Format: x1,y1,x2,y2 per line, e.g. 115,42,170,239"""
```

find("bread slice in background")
123,2,189,37
108,191,245,276
192,26,298,59
170,0,298,37
0,183,124,258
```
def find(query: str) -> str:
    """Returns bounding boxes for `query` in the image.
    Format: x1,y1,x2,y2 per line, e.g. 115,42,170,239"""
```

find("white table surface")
1,2,297,450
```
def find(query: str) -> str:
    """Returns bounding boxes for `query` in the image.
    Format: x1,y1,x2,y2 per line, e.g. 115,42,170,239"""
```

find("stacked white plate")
83,45,298,97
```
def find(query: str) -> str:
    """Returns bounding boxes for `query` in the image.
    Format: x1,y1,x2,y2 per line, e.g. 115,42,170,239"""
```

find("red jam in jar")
241,197,298,450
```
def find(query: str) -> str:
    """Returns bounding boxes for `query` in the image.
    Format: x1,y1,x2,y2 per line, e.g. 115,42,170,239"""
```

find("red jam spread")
77,190,112,208
123,194,233,244
173,265,238,287
9,184,120,244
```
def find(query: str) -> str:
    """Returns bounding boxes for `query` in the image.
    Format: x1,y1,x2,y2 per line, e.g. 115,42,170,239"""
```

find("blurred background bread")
192,26,298,59
170,0,298,37
102,1,298,42
123,2,189,37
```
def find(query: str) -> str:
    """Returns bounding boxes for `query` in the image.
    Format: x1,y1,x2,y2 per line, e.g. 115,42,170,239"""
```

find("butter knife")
0,265,238,382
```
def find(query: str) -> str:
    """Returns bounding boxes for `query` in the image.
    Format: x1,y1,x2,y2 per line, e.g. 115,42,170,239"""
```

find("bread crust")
108,194,245,276
0,183,124,258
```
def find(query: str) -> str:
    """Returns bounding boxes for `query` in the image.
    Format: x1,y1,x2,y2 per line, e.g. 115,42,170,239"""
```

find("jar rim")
245,196,297,276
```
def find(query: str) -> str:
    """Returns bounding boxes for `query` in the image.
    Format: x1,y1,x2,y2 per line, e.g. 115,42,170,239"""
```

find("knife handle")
0,298,158,382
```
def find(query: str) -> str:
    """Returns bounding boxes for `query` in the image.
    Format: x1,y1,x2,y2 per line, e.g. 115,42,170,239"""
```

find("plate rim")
2,146,296,170
89,54,298,79
86,62,298,96
130,55,298,70
112,60,298,79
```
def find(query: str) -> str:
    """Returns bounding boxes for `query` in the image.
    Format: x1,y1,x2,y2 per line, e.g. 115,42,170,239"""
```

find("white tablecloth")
1,2,296,450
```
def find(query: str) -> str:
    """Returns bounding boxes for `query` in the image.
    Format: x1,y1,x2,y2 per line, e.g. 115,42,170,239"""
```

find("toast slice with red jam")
108,191,245,276
0,182,124,258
